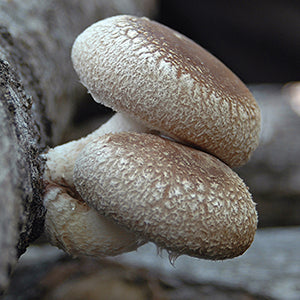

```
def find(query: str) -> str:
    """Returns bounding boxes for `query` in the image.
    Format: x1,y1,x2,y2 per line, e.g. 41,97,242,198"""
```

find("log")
0,0,157,292
3,227,300,300
114,227,300,300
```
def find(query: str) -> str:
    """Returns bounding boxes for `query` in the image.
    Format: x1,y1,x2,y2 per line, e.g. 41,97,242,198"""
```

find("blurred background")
158,0,300,84
3,0,300,299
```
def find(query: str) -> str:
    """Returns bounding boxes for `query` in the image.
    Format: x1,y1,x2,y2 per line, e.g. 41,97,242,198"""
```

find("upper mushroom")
71,15,261,167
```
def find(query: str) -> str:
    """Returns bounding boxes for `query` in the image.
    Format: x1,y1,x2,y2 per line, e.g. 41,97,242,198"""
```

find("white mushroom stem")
43,112,149,188
43,112,149,257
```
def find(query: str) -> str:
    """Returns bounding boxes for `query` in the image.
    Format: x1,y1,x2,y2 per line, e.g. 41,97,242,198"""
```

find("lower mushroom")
43,122,257,260
73,132,257,260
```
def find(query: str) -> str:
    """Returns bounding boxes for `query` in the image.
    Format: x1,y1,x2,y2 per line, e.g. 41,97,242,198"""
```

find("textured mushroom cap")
44,186,143,257
73,132,257,260
71,15,261,167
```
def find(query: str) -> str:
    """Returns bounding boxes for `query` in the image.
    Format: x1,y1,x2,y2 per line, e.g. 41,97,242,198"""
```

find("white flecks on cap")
71,15,261,167
73,132,257,260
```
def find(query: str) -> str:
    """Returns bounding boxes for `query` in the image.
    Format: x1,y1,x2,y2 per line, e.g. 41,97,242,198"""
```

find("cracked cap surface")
74,132,257,260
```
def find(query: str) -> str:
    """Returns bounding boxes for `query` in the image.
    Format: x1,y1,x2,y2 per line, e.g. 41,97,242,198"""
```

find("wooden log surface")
0,0,157,292
3,227,300,300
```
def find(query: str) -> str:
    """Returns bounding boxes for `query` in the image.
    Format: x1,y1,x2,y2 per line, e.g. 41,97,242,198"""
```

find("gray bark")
0,0,157,292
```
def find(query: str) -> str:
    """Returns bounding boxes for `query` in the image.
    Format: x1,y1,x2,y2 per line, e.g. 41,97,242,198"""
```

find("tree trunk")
0,0,157,293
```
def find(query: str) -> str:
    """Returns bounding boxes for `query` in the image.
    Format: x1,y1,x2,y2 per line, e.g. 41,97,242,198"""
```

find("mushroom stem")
43,112,149,188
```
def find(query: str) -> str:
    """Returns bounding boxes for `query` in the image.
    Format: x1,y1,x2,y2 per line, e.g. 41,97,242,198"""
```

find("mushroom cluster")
43,15,261,261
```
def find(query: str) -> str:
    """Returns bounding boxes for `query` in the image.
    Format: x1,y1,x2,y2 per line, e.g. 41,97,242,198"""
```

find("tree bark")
0,0,157,292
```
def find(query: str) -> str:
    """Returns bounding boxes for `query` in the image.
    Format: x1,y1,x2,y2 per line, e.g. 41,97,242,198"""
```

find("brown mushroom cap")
73,132,257,260
71,15,261,167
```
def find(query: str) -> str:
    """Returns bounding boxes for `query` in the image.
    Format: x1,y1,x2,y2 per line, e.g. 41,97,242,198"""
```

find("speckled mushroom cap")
71,15,261,167
73,132,257,260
